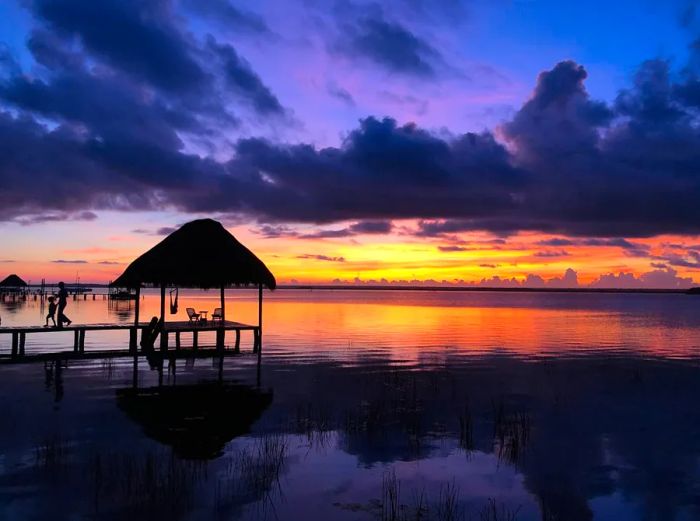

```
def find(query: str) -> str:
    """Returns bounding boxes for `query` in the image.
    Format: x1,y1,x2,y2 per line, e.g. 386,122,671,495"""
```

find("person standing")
56,282,72,328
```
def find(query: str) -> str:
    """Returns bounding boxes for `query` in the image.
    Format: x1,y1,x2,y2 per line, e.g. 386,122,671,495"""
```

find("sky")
2,0,700,288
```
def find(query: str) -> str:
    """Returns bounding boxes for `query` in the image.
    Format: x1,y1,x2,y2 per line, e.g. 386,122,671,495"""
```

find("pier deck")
0,320,261,361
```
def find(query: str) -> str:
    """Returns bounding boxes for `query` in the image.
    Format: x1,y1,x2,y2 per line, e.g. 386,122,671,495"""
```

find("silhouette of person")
56,282,72,328
45,296,57,327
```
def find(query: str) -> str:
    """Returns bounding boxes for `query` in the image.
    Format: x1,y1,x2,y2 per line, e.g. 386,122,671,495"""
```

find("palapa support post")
130,286,140,354
133,287,140,327
159,284,167,352
256,283,263,358
217,285,226,351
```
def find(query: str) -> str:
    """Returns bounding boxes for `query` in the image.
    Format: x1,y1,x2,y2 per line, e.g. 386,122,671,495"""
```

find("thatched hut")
111,219,275,347
0,274,27,290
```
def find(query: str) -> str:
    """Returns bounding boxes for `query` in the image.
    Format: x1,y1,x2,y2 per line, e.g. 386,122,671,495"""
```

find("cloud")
296,254,346,262
13,211,98,225
208,38,285,115
533,250,570,258
97,260,121,265
438,245,467,252
334,13,442,77
52,259,88,264
4,14,700,242
590,267,694,289
257,220,394,239
326,82,356,106
182,0,269,34
31,0,207,94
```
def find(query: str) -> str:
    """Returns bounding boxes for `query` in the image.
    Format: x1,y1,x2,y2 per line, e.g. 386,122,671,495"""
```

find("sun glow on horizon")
2,214,696,289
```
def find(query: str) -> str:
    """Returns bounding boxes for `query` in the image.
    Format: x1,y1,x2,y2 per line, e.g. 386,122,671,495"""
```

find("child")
45,296,57,327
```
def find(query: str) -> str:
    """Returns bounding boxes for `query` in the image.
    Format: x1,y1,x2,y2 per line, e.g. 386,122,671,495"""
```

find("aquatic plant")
478,498,521,521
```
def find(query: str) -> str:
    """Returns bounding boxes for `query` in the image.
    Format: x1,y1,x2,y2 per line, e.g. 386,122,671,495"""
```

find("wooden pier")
0,320,261,362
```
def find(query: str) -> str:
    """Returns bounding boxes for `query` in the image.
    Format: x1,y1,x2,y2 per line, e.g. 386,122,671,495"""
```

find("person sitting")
45,296,57,327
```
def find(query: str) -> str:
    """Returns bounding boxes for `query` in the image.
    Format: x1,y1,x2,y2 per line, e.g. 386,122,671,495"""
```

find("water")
2,289,700,520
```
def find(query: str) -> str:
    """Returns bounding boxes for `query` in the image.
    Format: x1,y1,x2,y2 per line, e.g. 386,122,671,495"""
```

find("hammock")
169,288,178,314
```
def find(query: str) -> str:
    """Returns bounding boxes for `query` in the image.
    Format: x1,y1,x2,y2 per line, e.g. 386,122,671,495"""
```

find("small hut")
111,219,276,349
0,274,27,294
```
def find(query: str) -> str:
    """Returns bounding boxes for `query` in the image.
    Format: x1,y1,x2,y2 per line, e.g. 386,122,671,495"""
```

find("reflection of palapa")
116,383,273,459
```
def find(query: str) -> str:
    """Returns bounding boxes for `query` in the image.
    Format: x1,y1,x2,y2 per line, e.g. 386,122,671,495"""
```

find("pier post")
175,331,181,350
235,330,240,353
73,330,79,352
19,332,25,356
193,330,198,350
11,332,18,358
129,327,137,354
79,329,86,353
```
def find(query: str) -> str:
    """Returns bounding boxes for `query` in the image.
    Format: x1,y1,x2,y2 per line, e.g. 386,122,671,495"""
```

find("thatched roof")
0,274,27,287
111,219,276,289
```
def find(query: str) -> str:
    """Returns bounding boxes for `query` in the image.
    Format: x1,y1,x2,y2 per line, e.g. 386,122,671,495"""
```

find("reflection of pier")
0,320,261,361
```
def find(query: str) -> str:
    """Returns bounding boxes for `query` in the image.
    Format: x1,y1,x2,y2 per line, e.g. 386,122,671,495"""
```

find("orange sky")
2,213,698,288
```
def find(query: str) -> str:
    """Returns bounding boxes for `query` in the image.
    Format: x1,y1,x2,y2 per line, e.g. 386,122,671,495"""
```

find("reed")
478,498,521,521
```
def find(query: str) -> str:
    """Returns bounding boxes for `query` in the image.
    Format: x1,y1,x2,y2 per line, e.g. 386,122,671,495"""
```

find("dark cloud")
3,12,700,245
208,39,285,115
182,0,269,34
533,250,570,258
156,227,177,236
14,211,98,225
31,0,207,93
52,259,88,264
348,220,393,234
97,261,121,265
336,14,441,76
437,245,467,252
297,254,346,262
327,82,355,106
537,238,575,246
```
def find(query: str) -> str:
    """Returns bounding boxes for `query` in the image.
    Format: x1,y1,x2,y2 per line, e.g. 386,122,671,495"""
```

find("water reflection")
116,383,273,459
2,291,700,519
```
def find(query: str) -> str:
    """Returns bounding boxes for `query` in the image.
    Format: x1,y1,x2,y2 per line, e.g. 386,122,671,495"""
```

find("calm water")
2,289,700,520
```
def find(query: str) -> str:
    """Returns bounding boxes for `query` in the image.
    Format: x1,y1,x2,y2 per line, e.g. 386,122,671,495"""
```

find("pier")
0,320,261,362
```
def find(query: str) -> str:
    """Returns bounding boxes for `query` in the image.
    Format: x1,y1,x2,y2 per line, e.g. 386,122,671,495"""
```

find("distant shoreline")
23,283,695,294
